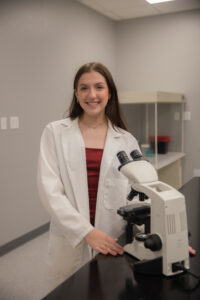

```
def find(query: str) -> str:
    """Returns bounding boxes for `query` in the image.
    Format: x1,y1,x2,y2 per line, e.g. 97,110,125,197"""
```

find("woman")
37,62,141,280
37,62,195,281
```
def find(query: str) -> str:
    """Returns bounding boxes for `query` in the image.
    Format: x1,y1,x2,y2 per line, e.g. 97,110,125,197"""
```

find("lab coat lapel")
61,119,89,220
99,121,122,183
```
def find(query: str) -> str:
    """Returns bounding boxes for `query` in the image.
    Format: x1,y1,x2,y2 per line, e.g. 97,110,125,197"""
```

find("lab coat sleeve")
37,124,93,248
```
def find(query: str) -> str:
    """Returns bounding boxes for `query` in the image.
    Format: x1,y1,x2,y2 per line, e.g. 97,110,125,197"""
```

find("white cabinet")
119,91,185,189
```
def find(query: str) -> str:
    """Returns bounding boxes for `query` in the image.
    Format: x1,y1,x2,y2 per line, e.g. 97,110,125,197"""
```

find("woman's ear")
74,90,79,104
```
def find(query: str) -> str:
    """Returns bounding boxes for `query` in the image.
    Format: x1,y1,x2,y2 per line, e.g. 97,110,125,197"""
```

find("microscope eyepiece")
117,151,131,166
130,150,143,161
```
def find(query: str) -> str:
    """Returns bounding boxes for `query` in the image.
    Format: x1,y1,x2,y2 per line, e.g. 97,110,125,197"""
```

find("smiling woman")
37,62,141,280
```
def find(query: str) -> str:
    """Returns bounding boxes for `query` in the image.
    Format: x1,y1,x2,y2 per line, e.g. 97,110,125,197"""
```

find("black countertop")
43,177,200,300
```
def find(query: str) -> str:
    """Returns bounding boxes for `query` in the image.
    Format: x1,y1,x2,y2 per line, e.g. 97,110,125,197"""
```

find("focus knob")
144,234,162,251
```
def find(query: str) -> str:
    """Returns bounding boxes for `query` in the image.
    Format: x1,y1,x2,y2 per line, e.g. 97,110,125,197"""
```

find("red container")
149,136,170,154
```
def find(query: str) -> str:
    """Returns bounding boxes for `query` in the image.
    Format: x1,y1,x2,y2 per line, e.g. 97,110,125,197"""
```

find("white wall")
0,0,116,246
116,10,200,184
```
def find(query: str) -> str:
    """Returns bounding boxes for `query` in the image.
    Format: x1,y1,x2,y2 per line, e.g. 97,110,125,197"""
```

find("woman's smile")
86,100,101,107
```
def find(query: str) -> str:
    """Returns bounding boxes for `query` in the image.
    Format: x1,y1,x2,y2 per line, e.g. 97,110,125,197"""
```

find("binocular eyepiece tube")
117,149,143,168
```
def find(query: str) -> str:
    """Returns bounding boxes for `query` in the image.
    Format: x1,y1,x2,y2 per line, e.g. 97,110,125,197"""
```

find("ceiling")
76,0,200,21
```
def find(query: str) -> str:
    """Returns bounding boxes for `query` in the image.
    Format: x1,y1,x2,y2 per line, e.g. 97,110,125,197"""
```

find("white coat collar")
60,117,123,219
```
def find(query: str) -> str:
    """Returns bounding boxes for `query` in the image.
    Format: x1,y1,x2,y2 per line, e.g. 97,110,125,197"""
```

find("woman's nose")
88,87,96,98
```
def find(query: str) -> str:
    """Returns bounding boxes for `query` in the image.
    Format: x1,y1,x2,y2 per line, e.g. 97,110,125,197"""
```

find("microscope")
117,150,190,276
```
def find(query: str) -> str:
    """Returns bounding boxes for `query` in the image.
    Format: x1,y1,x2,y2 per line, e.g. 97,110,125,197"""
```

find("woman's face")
75,71,110,119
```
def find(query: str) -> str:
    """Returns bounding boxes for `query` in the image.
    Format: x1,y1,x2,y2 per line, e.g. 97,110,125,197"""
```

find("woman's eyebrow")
95,82,105,85
79,82,105,86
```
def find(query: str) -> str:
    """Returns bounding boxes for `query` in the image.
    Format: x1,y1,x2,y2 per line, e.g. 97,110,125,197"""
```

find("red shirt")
85,148,103,226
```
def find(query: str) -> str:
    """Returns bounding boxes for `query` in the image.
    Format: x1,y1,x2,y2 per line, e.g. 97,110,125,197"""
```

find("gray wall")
116,10,200,184
0,0,116,246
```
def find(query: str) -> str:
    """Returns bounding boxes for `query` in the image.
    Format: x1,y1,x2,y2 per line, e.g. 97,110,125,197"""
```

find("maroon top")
85,148,103,226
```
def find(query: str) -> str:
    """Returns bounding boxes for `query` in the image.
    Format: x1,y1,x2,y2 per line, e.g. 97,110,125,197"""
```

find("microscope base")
134,256,163,276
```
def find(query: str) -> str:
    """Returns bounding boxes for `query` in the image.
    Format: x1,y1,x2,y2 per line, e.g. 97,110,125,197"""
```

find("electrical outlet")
10,116,19,129
1,117,7,129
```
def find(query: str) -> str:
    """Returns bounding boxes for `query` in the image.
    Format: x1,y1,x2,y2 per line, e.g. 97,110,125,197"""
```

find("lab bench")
43,177,200,300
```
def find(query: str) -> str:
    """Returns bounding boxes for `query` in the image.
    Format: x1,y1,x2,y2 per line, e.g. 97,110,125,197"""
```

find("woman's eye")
97,86,104,90
80,87,87,91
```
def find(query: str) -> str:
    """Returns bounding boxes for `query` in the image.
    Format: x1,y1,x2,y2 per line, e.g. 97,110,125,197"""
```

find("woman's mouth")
86,100,100,107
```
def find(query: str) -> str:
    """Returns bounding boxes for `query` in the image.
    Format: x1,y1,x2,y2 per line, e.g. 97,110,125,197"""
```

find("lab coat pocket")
103,178,128,210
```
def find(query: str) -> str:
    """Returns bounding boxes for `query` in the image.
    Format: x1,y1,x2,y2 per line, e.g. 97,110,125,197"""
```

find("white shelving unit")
119,91,186,189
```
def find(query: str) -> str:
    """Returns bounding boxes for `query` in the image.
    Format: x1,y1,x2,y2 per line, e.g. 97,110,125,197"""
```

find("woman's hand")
85,229,124,256
85,230,196,257
189,245,196,256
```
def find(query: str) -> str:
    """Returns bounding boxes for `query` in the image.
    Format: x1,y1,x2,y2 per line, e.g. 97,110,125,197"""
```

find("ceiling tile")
76,0,200,20
154,0,200,13
114,5,160,19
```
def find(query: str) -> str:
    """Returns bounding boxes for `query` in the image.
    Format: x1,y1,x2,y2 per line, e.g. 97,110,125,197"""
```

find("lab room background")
0,0,200,254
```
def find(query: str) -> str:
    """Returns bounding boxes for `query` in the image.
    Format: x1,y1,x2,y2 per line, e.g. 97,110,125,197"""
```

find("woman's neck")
78,114,108,149
79,115,107,129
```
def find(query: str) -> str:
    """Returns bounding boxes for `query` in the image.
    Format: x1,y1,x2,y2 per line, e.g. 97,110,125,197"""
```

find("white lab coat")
37,117,140,280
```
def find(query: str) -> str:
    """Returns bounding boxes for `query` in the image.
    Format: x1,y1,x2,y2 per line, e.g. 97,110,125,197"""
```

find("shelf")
119,90,185,188
119,91,185,104
146,152,185,170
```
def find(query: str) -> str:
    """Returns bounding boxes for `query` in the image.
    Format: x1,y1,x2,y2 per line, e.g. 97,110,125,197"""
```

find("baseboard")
0,222,50,257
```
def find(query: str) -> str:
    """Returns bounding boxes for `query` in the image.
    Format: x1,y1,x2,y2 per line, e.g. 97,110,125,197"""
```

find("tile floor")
0,232,64,300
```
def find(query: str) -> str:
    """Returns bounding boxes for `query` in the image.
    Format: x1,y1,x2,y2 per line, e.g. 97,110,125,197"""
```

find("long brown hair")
68,62,127,131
